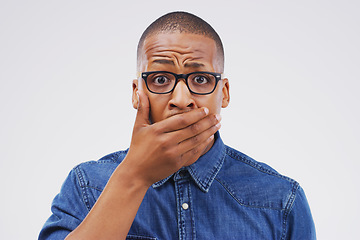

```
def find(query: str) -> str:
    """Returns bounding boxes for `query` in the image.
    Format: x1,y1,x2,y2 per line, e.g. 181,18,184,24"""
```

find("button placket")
175,175,194,240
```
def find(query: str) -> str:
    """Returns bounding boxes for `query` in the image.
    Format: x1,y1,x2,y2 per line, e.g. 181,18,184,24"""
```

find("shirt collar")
152,132,226,193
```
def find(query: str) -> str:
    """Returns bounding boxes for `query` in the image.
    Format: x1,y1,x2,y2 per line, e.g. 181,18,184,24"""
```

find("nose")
168,80,196,110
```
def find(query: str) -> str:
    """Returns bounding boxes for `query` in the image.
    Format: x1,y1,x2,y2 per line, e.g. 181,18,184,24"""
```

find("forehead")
139,32,221,72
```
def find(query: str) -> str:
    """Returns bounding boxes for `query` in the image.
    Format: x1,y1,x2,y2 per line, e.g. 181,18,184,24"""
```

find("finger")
134,90,150,126
176,120,221,164
155,107,210,133
182,135,215,167
170,114,221,143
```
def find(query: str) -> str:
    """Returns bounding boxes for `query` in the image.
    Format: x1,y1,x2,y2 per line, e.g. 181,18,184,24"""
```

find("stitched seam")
174,180,183,240
76,161,120,191
188,143,226,192
214,178,283,211
188,183,196,240
225,146,295,183
81,160,120,165
126,235,157,240
81,185,104,192
74,166,91,212
281,182,299,240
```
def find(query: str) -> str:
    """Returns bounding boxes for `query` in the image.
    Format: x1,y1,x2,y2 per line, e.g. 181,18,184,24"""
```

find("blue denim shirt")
39,133,316,239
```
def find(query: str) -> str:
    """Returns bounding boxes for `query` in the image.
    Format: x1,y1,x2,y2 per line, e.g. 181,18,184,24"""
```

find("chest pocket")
126,235,157,240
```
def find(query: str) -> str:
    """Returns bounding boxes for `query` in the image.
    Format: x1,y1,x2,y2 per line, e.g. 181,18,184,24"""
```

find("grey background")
1,1,359,239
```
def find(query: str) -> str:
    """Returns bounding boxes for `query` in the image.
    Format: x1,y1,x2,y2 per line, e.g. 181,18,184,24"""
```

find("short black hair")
137,11,224,72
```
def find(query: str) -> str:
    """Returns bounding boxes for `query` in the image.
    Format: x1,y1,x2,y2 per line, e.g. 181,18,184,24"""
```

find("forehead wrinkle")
181,55,207,68
143,38,206,61
148,49,195,59
145,48,194,66
144,38,194,55
142,35,216,71
148,55,178,69
149,51,197,68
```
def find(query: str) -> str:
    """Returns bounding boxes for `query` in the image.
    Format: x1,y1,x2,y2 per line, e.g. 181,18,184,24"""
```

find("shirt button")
182,203,189,210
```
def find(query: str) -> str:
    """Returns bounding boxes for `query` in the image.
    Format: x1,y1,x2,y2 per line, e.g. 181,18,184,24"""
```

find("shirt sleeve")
285,185,316,240
39,168,89,240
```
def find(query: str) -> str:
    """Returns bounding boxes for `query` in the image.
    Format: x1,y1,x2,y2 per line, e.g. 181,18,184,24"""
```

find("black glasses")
140,71,222,95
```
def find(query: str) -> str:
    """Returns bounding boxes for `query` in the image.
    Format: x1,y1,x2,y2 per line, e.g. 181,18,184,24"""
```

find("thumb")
135,90,150,126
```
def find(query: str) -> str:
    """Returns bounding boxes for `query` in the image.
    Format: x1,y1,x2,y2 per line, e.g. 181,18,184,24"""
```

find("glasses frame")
140,71,222,95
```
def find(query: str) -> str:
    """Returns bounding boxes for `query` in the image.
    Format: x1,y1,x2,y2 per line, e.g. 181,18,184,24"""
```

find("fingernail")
215,114,222,122
204,107,209,115
215,122,221,129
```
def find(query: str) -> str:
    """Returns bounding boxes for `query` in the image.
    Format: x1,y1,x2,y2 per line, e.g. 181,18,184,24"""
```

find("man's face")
133,32,230,123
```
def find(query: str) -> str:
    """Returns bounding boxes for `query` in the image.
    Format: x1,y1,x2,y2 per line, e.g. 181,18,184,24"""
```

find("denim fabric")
39,132,316,239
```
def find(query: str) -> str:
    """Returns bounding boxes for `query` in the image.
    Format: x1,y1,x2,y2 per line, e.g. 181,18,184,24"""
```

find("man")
39,11,316,239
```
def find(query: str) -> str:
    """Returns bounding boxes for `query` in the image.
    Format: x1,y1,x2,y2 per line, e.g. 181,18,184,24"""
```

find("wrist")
115,156,153,190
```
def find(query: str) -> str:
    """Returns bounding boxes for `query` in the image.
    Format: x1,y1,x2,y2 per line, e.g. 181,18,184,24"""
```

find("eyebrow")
184,62,205,68
152,59,175,65
152,59,205,68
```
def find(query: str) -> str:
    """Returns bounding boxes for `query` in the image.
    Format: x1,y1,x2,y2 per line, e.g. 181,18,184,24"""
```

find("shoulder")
215,145,300,211
71,149,128,191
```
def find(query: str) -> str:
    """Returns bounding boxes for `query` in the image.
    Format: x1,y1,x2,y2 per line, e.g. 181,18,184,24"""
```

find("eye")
193,75,209,84
152,75,170,85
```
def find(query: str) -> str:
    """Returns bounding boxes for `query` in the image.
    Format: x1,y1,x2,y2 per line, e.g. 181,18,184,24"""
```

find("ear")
132,79,139,109
221,78,230,108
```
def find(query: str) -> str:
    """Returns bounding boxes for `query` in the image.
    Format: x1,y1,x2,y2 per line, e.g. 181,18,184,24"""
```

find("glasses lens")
146,72,176,93
188,73,216,94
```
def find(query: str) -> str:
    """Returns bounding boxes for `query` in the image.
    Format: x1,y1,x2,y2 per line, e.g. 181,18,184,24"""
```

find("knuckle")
163,149,173,159
176,115,188,126
190,123,200,134
191,146,200,156
162,142,178,158
160,144,168,153
191,135,199,144
156,136,170,151
152,125,162,135
160,137,170,148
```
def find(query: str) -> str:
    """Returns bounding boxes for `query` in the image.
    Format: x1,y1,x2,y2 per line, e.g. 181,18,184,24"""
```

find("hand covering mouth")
167,109,194,118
